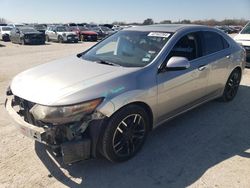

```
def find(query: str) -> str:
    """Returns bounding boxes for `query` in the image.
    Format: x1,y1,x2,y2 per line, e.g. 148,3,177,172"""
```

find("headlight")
30,98,103,124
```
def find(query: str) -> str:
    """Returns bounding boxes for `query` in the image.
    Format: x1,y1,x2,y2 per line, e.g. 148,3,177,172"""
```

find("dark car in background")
216,26,235,34
91,26,115,39
29,24,47,34
10,27,45,45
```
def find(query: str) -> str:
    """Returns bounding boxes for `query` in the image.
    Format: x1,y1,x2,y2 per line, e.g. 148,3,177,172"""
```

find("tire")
46,35,50,42
58,36,63,43
219,68,241,102
101,105,149,162
20,38,25,45
74,40,78,43
80,35,85,41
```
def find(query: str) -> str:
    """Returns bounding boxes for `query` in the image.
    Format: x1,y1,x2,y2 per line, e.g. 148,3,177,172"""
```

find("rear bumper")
63,35,78,42
5,95,105,164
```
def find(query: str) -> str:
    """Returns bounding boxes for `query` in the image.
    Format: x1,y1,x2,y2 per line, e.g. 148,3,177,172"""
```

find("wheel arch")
91,101,154,158
231,66,242,81
122,101,154,131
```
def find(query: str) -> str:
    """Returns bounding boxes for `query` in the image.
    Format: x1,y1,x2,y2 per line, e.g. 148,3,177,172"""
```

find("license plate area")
17,124,42,142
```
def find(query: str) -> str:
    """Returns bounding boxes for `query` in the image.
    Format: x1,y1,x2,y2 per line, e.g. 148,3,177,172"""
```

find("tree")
112,21,127,26
143,18,154,25
160,20,172,24
0,18,7,24
180,19,191,24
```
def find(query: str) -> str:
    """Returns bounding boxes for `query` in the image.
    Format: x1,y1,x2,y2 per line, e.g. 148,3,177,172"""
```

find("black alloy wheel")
101,105,149,162
221,69,241,102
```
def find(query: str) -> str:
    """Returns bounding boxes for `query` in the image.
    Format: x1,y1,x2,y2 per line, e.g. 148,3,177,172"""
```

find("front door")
156,32,209,123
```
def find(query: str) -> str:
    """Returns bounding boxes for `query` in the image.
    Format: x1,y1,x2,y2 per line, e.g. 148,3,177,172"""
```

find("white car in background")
0,26,12,41
45,25,78,43
234,22,250,66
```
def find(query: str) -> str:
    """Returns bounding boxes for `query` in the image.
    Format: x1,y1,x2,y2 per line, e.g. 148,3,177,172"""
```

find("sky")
0,0,250,24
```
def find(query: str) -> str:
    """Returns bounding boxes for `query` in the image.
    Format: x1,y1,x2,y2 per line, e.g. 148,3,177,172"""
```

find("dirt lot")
0,41,250,188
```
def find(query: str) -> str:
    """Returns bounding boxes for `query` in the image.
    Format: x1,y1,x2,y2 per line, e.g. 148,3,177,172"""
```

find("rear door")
157,32,210,123
200,31,231,95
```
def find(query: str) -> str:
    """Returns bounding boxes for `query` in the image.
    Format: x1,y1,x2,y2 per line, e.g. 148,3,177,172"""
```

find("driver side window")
168,32,201,61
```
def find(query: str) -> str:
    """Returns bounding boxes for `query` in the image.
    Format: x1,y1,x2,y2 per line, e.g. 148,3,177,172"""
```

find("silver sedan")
5,24,246,163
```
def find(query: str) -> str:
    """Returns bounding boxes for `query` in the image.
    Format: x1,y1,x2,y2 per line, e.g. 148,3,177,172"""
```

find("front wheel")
46,35,50,42
20,38,25,45
101,105,149,162
219,68,241,102
58,36,63,43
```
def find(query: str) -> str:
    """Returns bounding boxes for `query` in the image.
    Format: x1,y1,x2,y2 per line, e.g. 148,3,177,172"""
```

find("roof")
126,24,207,33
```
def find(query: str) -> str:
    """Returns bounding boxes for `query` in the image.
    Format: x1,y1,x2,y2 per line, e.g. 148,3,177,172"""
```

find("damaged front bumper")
5,95,106,164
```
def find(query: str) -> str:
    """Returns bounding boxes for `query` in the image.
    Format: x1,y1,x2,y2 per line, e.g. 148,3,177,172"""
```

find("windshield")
56,26,67,32
34,25,46,30
81,30,171,67
241,23,250,34
2,27,12,31
19,28,37,32
79,27,89,31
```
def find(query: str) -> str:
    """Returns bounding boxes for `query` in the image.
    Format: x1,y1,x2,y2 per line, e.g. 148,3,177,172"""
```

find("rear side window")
202,31,229,56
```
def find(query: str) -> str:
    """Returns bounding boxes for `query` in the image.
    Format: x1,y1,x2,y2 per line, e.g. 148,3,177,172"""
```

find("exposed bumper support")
5,96,46,143
5,96,100,164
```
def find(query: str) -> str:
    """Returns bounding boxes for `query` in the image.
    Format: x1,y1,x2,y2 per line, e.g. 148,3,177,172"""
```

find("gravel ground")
0,40,250,188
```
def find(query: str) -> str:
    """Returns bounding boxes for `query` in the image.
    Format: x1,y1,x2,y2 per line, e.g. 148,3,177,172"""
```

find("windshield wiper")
95,60,120,67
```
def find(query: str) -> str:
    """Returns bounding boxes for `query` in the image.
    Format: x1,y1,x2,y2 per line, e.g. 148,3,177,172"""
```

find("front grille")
82,34,97,41
26,34,42,39
67,35,76,38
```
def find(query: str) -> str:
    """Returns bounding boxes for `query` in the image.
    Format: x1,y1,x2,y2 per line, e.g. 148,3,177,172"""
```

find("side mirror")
16,30,20,34
165,57,190,71
53,30,57,33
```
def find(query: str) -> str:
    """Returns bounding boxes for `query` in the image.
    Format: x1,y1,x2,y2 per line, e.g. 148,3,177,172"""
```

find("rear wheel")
219,68,241,102
101,105,149,162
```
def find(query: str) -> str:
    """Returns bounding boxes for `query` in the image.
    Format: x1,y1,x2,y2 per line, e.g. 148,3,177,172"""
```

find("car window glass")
241,23,250,34
222,37,229,49
83,31,171,67
168,32,200,61
202,31,227,56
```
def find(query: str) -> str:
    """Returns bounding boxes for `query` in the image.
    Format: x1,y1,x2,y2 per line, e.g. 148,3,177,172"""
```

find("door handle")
198,65,207,71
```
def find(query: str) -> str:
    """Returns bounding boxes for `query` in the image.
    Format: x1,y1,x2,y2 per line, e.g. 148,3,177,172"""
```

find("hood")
1,30,11,35
234,34,250,46
80,31,97,35
22,31,42,35
11,56,136,106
